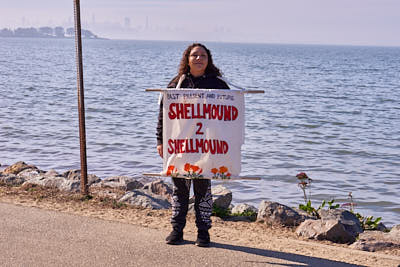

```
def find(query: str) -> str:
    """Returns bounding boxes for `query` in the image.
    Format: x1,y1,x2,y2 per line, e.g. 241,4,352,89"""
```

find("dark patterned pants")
171,178,213,232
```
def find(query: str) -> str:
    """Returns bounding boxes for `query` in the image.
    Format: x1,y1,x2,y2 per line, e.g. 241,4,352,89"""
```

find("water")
0,38,399,226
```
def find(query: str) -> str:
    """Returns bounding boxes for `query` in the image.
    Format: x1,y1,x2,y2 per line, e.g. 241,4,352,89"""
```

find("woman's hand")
157,144,163,158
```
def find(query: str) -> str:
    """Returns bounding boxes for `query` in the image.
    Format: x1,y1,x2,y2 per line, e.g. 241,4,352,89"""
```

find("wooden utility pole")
73,0,89,195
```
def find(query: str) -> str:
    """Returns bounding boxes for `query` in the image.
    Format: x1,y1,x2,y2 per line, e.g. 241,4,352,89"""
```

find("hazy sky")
1,0,399,46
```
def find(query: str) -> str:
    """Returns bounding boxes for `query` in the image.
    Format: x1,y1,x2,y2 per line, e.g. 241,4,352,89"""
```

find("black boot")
195,229,210,247
166,229,183,245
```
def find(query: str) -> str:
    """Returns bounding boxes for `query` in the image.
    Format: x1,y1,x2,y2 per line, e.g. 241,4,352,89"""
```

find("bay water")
0,38,399,226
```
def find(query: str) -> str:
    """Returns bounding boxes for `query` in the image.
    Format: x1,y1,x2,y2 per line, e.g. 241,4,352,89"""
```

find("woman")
156,43,229,247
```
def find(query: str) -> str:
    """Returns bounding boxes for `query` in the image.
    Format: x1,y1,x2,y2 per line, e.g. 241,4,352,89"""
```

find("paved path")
0,202,362,267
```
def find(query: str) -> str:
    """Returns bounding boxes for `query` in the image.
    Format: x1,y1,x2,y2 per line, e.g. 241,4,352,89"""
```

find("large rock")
389,224,400,238
23,175,80,193
143,179,173,202
119,189,171,209
17,168,43,180
24,175,65,188
350,230,400,251
45,169,60,177
296,209,363,243
257,201,303,226
94,176,143,191
374,222,389,232
296,219,358,243
319,209,363,238
212,185,232,209
3,161,38,175
59,179,81,192
63,169,101,186
231,203,257,215
19,168,84,192
0,173,25,186
135,175,159,185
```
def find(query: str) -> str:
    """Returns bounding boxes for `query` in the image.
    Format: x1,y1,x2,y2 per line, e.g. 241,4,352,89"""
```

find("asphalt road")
0,202,363,267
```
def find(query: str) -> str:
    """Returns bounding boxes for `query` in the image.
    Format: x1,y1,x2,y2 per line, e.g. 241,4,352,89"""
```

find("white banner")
162,89,244,178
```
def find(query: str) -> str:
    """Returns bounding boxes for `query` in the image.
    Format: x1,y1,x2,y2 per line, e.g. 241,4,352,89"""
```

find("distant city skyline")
1,0,399,46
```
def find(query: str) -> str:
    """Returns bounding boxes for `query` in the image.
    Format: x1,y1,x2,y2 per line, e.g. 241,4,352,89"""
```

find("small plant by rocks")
356,214,382,230
212,205,257,221
296,172,339,218
296,172,384,230
212,205,231,218
341,192,383,231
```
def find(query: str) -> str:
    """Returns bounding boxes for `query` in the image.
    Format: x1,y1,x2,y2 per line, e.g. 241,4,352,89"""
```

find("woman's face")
188,46,208,77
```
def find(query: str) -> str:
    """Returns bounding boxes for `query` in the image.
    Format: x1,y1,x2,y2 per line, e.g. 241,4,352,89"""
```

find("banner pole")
73,0,89,195
145,88,265,94
143,173,261,181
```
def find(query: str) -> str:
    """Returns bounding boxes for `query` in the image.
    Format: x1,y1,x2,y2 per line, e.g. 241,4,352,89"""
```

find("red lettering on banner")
217,106,224,120
184,103,190,118
195,104,202,119
209,140,216,154
196,139,203,151
211,105,217,119
179,139,185,153
222,141,228,153
232,106,238,120
216,140,223,153
168,139,174,154
167,138,229,155
168,102,238,121
177,104,184,119
174,139,179,154
224,106,231,121
203,104,211,119
203,139,209,153
196,122,204,135
168,103,176,119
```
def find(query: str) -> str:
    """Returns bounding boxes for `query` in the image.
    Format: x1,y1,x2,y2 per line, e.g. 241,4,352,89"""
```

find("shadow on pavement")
211,242,364,267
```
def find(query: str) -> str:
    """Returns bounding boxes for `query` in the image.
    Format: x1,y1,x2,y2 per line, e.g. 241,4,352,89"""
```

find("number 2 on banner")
196,122,204,135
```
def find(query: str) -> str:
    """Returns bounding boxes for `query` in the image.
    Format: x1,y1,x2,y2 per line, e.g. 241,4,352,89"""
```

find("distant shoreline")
0,36,108,40
0,26,103,39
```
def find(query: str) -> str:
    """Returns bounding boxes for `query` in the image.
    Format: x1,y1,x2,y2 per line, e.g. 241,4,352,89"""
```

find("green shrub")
212,205,231,218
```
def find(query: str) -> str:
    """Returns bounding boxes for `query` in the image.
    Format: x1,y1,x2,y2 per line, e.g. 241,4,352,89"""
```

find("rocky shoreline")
1,161,399,257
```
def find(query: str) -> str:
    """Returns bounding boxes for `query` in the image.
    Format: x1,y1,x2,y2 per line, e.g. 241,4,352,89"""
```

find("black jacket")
156,73,229,145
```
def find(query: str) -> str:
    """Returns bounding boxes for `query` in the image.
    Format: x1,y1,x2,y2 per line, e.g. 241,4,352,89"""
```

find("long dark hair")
172,43,222,83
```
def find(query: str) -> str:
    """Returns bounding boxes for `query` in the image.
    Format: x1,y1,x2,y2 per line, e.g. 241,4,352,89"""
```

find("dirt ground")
0,184,399,267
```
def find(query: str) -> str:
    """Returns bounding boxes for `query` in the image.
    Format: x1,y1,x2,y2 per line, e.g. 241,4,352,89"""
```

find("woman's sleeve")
156,99,163,145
